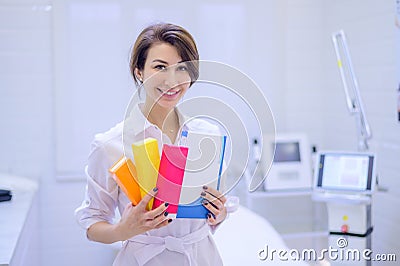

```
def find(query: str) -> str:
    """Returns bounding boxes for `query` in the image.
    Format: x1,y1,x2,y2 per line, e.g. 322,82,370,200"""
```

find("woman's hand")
201,186,227,226
115,188,171,241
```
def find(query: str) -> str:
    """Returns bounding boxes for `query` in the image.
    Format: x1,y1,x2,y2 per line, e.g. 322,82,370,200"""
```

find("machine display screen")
316,153,374,192
273,142,301,162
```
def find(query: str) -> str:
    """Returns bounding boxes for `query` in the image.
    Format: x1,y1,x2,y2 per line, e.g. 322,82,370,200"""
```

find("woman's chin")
156,99,180,109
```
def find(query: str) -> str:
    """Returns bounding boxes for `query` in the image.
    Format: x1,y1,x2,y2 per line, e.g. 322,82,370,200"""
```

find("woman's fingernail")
203,185,208,190
168,219,173,223
164,211,169,217
164,202,169,207
153,187,158,192
202,200,208,205
207,213,211,219
201,192,206,197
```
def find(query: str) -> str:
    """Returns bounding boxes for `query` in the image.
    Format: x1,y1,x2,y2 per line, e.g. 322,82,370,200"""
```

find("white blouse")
75,103,236,266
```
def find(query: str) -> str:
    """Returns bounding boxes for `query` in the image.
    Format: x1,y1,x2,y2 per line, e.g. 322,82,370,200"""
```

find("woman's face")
136,42,191,110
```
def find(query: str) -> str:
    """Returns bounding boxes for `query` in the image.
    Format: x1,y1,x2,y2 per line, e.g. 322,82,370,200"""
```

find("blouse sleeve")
74,140,119,232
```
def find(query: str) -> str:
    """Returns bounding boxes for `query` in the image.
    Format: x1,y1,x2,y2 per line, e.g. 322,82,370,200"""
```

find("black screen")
273,142,301,162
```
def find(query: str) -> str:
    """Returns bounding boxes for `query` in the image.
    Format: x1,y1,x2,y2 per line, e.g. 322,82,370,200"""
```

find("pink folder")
153,144,188,216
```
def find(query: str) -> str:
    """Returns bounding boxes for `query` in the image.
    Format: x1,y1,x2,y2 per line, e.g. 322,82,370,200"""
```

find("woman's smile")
156,87,182,100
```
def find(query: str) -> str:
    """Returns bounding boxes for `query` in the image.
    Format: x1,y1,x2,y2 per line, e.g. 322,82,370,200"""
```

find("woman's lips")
157,88,181,98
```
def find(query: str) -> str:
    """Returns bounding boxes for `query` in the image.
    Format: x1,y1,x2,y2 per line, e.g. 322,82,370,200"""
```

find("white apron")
113,224,223,266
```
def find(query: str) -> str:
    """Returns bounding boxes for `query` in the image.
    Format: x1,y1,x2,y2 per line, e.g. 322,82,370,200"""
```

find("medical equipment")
332,30,372,151
314,152,376,195
311,30,377,265
262,133,312,191
313,151,376,266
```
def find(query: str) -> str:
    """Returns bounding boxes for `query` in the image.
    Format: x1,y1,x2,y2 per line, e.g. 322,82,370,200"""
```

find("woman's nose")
163,69,178,88
162,66,190,88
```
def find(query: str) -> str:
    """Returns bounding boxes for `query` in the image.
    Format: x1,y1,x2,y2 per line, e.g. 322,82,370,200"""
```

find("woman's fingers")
147,210,170,228
201,191,224,210
118,188,172,238
202,199,220,216
135,188,170,228
137,187,158,210
154,218,173,229
201,185,228,225
125,201,134,210
202,186,226,204
206,212,216,224
145,202,169,220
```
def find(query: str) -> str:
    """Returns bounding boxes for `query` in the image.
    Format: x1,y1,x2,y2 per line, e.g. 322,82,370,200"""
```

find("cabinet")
0,175,39,266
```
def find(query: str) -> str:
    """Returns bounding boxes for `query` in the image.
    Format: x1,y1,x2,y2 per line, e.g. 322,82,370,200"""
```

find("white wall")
0,1,119,265
285,0,325,148
0,0,118,265
0,0,52,179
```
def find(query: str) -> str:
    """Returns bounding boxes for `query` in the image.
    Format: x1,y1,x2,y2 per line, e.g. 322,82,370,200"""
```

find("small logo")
336,237,348,248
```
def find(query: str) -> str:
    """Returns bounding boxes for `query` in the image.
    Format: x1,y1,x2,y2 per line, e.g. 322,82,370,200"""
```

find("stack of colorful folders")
109,131,227,218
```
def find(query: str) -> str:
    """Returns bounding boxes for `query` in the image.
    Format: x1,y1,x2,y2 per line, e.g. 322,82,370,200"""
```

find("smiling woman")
136,43,191,109
129,23,200,141
75,22,231,266
130,23,199,86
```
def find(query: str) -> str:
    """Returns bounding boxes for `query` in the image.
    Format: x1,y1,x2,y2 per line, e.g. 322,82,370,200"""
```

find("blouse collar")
125,103,189,136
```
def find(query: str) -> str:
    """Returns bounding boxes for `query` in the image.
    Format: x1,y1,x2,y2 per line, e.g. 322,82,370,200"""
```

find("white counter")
0,174,39,266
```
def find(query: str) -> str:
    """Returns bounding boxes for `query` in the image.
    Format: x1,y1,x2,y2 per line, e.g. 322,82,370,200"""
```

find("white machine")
313,151,376,266
312,30,378,265
262,133,312,191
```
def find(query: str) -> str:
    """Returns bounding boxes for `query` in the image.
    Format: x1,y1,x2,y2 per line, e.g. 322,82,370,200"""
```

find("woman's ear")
134,68,143,82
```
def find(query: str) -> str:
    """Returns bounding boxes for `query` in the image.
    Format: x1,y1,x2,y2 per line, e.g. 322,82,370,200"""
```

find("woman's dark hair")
130,23,199,87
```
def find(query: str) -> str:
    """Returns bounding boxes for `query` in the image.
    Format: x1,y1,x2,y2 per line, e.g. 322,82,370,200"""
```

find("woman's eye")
154,65,167,70
177,65,187,71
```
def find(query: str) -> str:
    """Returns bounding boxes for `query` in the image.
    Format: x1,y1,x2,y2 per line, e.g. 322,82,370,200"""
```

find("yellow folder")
109,156,141,206
132,138,160,210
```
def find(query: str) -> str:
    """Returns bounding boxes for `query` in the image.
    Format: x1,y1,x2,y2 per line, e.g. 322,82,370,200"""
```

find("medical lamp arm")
332,30,372,151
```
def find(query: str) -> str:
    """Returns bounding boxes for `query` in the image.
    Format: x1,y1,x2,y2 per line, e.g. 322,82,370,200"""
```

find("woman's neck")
141,101,178,130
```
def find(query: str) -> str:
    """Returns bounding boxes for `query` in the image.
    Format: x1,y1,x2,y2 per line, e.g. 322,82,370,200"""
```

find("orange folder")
109,156,141,206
